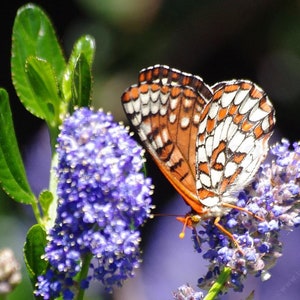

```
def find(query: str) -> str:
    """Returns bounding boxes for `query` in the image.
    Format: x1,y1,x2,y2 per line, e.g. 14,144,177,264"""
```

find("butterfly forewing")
122,65,213,211
196,80,275,207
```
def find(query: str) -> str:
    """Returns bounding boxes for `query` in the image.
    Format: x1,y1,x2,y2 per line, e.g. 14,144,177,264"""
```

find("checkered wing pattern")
122,65,276,219
196,80,275,208
121,65,213,212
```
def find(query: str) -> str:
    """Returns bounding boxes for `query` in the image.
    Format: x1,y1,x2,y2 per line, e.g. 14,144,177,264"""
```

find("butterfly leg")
221,203,264,222
213,217,244,254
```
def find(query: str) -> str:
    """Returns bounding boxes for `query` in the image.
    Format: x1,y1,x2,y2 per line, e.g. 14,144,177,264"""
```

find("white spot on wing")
239,98,256,114
137,128,147,142
220,117,232,140
154,135,163,149
161,78,168,85
228,129,244,152
199,173,211,188
205,136,214,157
210,169,222,189
131,113,142,127
236,136,255,153
133,98,141,113
220,91,235,107
197,145,207,163
123,101,134,115
249,104,269,122
212,122,224,149
180,117,190,128
140,122,152,136
193,114,200,125
141,103,150,116
170,97,178,110
261,117,270,131
227,121,238,140
150,101,159,114
161,128,169,143
169,113,176,123
140,93,150,105
224,161,238,177
208,102,219,119
216,151,226,165
160,93,169,105
160,105,168,116
196,179,203,190
184,98,192,109
233,89,250,105
150,90,160,102
198,118,207,134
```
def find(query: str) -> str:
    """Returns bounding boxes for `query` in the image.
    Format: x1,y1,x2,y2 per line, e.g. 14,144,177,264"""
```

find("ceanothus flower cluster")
35,107,153,299
174,139,300,298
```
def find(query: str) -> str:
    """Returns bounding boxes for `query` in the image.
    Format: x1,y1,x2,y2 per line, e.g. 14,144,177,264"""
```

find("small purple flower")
173,284,204,300
187,139,300,295
35,108,153,299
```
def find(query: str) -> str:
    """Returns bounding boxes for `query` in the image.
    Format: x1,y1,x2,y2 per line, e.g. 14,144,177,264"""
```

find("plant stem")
46,151,59,229
204,267,231,300
31,197,42,224
75,253,93,300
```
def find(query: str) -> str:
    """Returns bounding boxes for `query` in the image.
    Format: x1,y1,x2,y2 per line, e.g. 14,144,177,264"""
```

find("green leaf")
73,35,95,67
62,35,95,108
71,54,92,108
24,224,48,284
0,89,35,204
11,3,66,120
68,35,95,70
25,56,61,127
39,190,54,217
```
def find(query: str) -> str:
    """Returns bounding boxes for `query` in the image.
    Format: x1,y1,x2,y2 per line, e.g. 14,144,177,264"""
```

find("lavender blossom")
188,139,300,295
35,107,153,299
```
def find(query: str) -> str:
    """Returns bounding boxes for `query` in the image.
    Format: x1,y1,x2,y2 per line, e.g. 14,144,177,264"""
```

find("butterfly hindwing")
122,65,213,210
195,80,275,207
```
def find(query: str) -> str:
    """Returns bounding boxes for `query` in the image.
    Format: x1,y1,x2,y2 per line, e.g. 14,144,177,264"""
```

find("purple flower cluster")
190,139,300,294
35,108,153,299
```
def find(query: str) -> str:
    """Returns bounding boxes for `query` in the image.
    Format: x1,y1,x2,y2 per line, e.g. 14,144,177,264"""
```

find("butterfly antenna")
153,213,185,218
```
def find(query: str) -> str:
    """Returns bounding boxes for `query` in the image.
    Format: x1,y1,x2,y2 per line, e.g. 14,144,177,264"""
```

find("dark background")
0,0,299,299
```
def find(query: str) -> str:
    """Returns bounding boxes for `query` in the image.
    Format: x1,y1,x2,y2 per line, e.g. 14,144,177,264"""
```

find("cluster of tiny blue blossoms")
175,139,300,297
35,107,153,299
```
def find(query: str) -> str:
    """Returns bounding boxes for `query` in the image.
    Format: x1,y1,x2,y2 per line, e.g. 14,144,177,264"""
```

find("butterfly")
121,65,275,244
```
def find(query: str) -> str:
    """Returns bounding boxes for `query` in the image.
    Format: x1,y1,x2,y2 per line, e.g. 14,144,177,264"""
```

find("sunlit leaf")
39,189,54,217
71,54,92,109
25,56,61,127
0,89,35,204
24,224,48,284
11,3,66,120
62,35,95,109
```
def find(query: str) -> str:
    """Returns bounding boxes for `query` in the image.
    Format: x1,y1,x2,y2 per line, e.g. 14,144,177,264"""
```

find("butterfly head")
177,212,203,239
